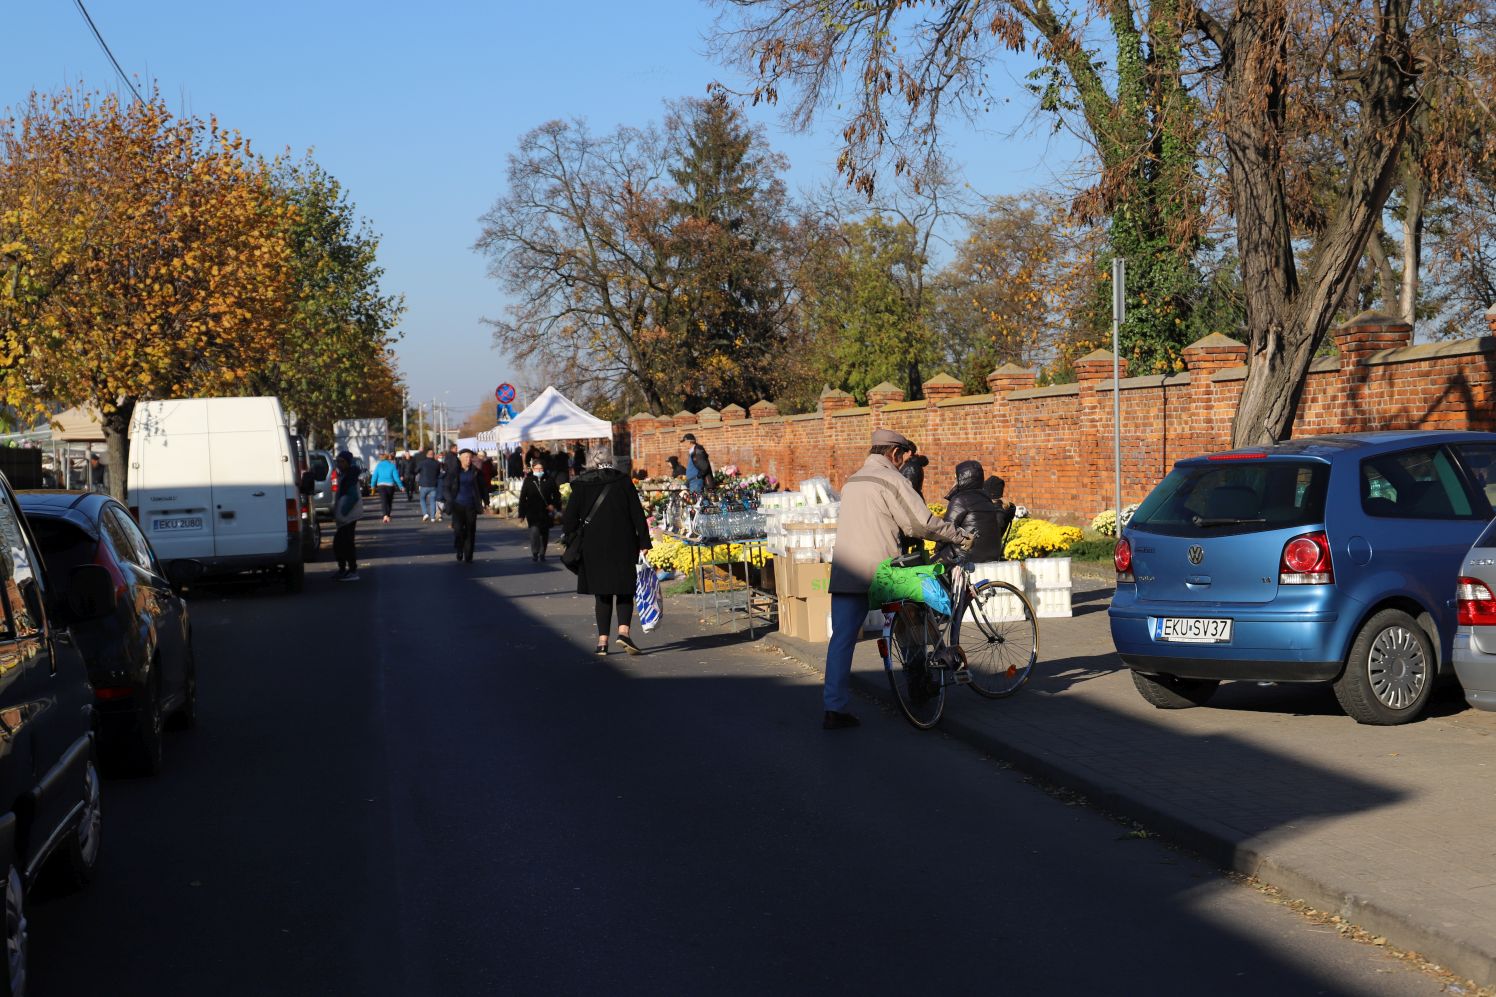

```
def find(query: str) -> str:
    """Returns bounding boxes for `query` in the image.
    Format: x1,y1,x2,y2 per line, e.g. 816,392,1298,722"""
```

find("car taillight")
1457,577,1496,625
286,498,300,535
330,469,339,491
1280,531,1333,584
1114,537,1134,581
93,687,134,701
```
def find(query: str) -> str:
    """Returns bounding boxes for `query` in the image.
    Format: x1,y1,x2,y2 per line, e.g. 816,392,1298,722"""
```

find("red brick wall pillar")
1180,334,1247,456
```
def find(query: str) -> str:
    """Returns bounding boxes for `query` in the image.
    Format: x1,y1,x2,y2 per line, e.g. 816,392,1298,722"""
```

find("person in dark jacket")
547,447,571,484
666,455,686,479
682,433,712,493
898,451,932,556
571,442,587,477
518,457,563,562
416,448,442,522
443,448,491,562
983,474,1016,550
506,447,524,480
333,451,363,580
942,460,1010,562
562,448,652,656
401,451,418,502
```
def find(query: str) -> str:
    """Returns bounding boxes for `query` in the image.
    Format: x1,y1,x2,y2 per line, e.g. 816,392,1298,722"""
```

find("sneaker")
615,633,641,655
339,572,360,582
422,515,430,522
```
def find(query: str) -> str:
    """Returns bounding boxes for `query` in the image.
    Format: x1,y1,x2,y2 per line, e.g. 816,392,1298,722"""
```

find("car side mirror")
299,470,316,495
67,564,117,621
166,559,204,593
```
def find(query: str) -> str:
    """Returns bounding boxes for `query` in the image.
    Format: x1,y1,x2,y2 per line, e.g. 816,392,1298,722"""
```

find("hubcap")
1368,625,1428,710
6,868,24,997
77,763,102,868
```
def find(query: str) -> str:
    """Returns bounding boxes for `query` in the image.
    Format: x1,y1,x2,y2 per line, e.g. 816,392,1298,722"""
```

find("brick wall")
625,312,1496,525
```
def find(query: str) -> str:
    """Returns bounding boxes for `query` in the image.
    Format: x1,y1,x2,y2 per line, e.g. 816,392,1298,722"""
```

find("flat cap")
871,428,916,450
681,433,697,443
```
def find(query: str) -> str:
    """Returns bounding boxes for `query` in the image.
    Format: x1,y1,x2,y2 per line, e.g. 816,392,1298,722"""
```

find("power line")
69,0,143,104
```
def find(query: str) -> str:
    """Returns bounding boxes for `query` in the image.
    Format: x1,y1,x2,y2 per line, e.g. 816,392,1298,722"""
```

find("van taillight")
1457,577,1496,625
1114,538,1134,581
1280,531,1333,584
286,499,300,535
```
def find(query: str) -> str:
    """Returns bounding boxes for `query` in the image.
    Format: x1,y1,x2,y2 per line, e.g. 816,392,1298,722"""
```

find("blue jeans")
823,593,870,713
419,486,438,519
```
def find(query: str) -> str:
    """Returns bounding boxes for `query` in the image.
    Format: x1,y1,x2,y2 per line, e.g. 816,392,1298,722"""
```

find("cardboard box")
802,591,832,643
779,559,831,599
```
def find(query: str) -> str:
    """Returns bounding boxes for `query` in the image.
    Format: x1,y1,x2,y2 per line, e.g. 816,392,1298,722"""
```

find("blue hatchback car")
1110,431,1496,725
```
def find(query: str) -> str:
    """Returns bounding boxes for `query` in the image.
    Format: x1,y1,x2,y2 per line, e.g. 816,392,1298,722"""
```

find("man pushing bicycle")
822,428,972,730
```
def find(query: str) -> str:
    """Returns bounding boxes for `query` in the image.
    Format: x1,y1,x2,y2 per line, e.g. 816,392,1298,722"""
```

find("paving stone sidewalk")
763,580,1496,987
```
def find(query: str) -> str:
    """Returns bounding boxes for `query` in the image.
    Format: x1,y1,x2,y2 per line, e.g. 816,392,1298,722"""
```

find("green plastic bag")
868,558,946,610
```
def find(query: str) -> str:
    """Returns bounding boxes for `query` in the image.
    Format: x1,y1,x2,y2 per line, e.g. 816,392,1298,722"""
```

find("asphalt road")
26,500,1450,995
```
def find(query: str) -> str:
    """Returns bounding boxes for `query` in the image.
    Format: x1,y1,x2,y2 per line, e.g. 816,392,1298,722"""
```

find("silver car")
1453,517,1496,710
310,449,335,519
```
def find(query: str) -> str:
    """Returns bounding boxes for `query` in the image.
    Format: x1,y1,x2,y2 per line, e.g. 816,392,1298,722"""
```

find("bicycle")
876,549,1039,729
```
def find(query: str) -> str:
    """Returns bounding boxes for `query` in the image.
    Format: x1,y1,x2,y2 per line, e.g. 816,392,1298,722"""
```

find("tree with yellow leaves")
0,87,296,498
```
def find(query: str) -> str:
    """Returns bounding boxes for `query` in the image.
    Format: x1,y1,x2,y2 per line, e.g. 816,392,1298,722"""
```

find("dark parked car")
1111,431,1496,725
0,477,110,987
19,491,197,774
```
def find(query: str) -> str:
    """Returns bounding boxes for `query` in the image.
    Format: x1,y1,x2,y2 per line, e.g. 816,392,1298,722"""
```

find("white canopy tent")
494,386,612,446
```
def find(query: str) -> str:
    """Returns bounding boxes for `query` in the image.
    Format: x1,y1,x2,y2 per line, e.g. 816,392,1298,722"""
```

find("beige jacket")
828,454,966,594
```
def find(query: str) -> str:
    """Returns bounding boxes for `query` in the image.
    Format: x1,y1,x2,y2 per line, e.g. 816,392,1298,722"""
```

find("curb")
761,631,1496,988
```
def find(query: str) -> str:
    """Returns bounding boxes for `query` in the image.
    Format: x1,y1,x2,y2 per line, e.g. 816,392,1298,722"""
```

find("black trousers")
377,485,395,518
595,594,634,635
334,522,357,571
451,504,478,560
529,525,550,559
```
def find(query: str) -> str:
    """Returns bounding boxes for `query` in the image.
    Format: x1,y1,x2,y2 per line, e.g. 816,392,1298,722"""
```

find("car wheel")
1334,608,1434,725
54,755,102,890
284,561,305,594
1131,670,1220,709
0,865,25,997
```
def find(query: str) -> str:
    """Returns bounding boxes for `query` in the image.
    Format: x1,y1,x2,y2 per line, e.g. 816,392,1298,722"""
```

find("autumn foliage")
0,87,404,494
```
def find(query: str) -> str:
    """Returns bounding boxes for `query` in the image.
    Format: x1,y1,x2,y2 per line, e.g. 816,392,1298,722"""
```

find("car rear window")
1128,459,1329,538
25,518,95,592
311,454,330,479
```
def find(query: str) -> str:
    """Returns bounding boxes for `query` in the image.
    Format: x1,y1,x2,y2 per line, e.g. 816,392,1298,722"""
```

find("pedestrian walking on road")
518,457,563,562
562,447,651,656
416,448,441,522
443,448,489,562
333,451,364,580
370,452,401,523
821,429,970,730
401,451,418,502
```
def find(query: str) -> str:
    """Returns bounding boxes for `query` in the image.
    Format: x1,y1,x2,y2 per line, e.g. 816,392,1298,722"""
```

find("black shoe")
457,553,464,562
532,554,539,563
822,710,860,730
616,633,641,655
595,642,608,656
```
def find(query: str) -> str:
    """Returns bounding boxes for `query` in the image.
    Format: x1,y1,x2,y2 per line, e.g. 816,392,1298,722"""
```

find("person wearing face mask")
518,457,563,562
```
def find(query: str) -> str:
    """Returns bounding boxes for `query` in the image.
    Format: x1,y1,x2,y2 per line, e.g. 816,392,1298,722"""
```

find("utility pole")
401,390,408,450
1112,257,1126,523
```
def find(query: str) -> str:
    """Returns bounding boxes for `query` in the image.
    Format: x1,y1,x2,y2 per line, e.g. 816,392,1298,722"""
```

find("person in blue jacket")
369,452,402,524
682,433,712,494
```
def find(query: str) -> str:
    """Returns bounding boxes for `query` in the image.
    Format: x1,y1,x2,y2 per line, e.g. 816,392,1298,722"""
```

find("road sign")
495,383,516,405
496,403,516,424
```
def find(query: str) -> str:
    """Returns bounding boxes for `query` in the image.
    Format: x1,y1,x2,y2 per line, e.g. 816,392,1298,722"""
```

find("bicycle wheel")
885,606,945,728
961,580,1038,699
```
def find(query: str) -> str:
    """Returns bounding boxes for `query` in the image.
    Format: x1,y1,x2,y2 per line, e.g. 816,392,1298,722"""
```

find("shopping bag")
636,556,663,633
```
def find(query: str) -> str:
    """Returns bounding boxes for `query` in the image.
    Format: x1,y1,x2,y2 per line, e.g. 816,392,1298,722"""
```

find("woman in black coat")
562,450,652,656
943,460,1012,562
517,457,563,562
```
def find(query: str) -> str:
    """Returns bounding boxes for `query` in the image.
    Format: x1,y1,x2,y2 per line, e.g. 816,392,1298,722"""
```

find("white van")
128,397,306,591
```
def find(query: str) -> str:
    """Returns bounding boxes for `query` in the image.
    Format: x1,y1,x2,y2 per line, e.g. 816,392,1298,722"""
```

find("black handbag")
560,482,614,573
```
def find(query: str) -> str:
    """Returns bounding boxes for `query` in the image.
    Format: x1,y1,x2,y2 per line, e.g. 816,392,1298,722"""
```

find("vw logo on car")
1188,545,1204,565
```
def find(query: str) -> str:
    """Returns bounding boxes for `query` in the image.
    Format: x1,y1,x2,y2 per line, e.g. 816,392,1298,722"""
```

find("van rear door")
132,402,215,561
208,422,290,559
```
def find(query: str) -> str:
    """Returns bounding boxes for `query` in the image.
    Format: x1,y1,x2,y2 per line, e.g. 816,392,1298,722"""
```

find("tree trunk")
1399,170,1425,326
1223,0,1416,446
102,403,134,503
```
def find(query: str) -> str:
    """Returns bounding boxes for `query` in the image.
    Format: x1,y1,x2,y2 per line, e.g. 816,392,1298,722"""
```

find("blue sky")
4,1,1080,423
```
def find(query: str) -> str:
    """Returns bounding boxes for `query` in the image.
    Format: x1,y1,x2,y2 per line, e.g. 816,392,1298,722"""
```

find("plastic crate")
1031,586,1073,618
1024,557,1072,588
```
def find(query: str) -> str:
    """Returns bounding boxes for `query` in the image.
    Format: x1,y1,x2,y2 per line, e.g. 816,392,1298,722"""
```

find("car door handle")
251,490,266,497
1186,575,1211,586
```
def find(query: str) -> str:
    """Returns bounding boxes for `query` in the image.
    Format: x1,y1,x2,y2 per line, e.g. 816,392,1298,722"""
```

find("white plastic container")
1023,557,1072,588
1031,586,1073,618
969,560,1025,589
